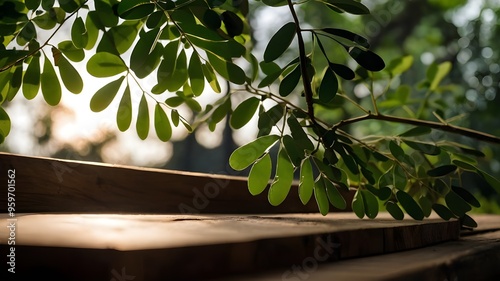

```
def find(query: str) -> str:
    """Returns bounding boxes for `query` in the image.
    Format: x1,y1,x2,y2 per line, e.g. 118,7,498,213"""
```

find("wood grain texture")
0,152,355,213
222,229,500,281
0,213,460,280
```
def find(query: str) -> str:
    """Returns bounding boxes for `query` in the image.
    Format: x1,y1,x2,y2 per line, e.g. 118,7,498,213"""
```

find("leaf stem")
0,1,88,72
332,113,500,144
286,0,318,127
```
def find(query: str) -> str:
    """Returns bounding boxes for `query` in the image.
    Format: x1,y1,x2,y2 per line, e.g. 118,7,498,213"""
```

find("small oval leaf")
136,94,149,140
299,158,314,205
397,190,424,220
264,22,296,62
229,135,280,171
154,104,172,142
314,176,330,216
386,201,404,220
117,85,132,132
230,97,260,129
427,165,457,177
319,67,339,104
248,153,272,196
349,47,385,72
90,76,125,112
41,55,61,106
269,148,294,206
87,52,127,77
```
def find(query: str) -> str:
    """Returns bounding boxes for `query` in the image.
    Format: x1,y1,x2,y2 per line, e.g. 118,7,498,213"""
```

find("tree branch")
332,113,500,144
286,0,318,126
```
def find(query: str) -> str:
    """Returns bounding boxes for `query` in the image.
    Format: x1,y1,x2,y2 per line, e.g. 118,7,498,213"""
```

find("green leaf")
386,201,404,220
352,190,365,218
208,97,231,130
32,10,57,29
136,94,149,140
221,11,243,37
427,165,457,177
71,17,88,49
203,9,221,30
397,190,424,220
262,0,287,7
445,190,472,217
386,55,413,77
248,153,272,196
269,148,294,206
95,0,119,27
108,21,142,54
59,0,79,13
393,165,407,190
283,135,304,167
229,135,280,171
230,97,260,129
207,53,246,85
478,169,500,194
427,61,452,91
17,21,36,46
314,176,330,215
432,204,455,220
389,141,405,162
321,28,370,48
56,52,83,94
87,52,127,77
117,0,155,20
279,64,301,97
319,67,338,104
22,56,40,100
452,160,477,171
361,189,378,219
90,76,125,112
452,186,480,208
287,116,314,151
0,106,11,140
130,28,163,78
461,214,477,228
26,0,41,10
325,179,346,209
171,110,180,127
299,158,314,205
257,103,284,136
264,22,296,62
117,85,132,132
85,11,100,50
329,63,354,80
403,140,441,155
58,40,85,62
147,10,168,29
202,63,221,93
399,126,432,137
325,0,370,15
419,196,433,217
167,49,188,92
154,104,172,142
41,55,61,106
188,54,205,96
349,47,385,72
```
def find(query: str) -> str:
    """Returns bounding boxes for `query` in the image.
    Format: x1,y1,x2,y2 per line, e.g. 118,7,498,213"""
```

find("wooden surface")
0,152,356,213
220,216,500,281
0,213,460,280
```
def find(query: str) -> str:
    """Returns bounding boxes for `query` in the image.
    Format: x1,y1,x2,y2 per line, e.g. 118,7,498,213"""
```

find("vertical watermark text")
6,169,16,274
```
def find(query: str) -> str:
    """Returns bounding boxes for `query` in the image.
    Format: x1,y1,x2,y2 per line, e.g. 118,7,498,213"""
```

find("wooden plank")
0,213,460,280
0,152,355,213
222,229,500,281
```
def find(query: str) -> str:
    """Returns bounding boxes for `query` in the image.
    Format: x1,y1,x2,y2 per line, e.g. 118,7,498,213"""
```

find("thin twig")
332,113,500,144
